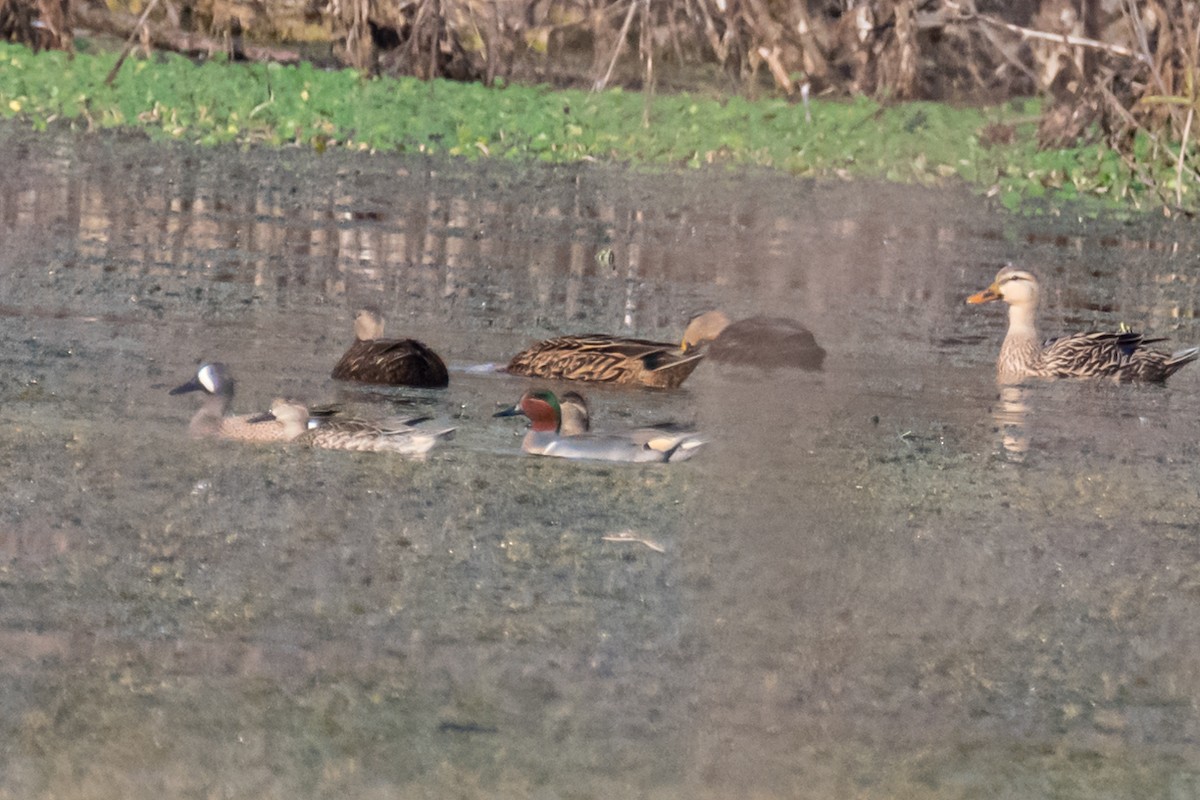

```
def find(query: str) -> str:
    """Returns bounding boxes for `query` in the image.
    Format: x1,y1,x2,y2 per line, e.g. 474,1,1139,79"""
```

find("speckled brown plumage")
170,362,294,442
968,266,1199,383
506,334,703,389
331,308,449,388
268,399,454,455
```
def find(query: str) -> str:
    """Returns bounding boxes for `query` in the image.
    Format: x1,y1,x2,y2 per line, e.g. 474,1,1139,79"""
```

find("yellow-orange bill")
967,288,999,304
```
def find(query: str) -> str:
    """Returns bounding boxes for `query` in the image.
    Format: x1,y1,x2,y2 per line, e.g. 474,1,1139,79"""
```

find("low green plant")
0,41,1186,213
1140,67,1200,209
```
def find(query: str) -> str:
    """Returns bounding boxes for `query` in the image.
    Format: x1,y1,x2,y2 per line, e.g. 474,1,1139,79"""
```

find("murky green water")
3,122,1200,798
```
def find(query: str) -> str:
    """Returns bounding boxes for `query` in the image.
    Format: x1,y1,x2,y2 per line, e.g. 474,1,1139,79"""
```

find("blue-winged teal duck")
170,362,294,441
968,266,1199,383
331,308,449,388
681,310,826,370
262,398,454,455
506,334,703,389
495,389,705,462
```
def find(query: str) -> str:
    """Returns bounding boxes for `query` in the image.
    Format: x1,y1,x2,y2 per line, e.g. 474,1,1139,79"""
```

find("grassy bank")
0,41,1170,214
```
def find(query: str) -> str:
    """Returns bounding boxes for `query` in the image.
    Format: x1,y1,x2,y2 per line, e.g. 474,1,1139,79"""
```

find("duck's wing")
507,334,700,386
332,338,449,387
1041,330,1178,380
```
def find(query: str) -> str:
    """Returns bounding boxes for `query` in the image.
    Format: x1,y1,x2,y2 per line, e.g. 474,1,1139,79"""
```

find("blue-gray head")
170,362,234,398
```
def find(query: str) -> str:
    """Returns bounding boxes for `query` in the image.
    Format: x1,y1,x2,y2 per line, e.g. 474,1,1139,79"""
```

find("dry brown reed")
0,0,73,54
5,0,1200,204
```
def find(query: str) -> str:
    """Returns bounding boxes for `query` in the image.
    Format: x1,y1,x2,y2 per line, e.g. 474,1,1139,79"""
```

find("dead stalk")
1123,0,1170,97
595,0,638,91
104,0,164,85
1177,106,1193,207
963,9,1148,63
640,0,652,127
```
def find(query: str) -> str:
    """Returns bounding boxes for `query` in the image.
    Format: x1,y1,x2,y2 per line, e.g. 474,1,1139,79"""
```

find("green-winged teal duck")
558,390,591,435
681,310,826,370
494,389,705,462
170,362,293,441
968,266,1199,383
262,398,454,455
331,308,449,388
505,334,703,389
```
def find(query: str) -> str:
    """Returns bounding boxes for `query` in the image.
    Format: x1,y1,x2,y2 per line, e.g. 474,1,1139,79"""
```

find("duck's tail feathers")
1164,346,1200,376
1168,346,1200,367
662,435,707,462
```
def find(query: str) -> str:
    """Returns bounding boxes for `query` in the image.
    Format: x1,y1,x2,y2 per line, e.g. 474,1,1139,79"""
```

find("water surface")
2,123,1200,798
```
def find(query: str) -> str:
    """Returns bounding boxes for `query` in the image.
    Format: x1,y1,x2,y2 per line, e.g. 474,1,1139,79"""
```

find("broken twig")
942,9,1149,64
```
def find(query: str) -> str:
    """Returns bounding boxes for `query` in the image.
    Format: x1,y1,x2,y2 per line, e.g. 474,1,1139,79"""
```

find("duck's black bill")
248,411,276,423
169,378,203,395
493,404,521,418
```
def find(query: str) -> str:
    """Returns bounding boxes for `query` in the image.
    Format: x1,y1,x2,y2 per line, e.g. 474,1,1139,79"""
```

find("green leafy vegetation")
0,41,1179,213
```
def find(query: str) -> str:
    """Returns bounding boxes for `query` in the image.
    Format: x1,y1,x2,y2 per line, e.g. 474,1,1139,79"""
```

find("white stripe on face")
198,364,218,394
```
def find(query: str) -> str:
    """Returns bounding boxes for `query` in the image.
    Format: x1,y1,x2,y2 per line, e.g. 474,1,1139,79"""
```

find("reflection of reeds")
5,128,1199,348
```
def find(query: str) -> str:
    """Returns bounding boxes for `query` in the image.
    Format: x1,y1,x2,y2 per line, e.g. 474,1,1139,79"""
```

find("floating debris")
601,530,665,553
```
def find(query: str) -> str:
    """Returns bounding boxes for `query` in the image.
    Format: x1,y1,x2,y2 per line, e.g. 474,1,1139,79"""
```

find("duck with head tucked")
260,398,455,455
681,310,826,370
332,307,449,388
170,362,293,442
494,389,705,462
968,265,1199,383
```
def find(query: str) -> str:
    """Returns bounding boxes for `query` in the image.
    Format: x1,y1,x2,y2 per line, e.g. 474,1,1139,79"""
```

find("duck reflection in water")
991,385,1029,461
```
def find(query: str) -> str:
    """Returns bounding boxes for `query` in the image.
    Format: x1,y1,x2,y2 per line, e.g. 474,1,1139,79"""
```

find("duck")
967,265,1200,383
555,390,697,441
331,308,449,388
260,398,455,455
558,390,591,435
494,389,705,462
505,334,704,389
681,310,826,370
170,362,294,441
